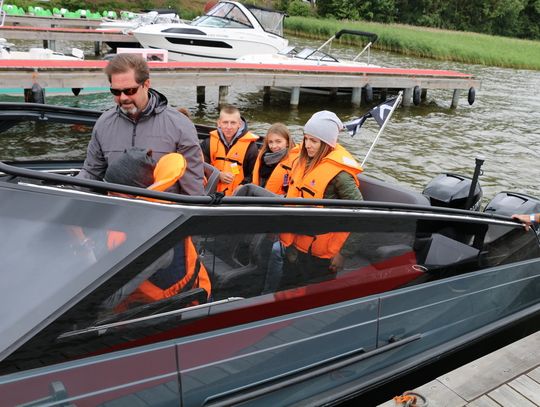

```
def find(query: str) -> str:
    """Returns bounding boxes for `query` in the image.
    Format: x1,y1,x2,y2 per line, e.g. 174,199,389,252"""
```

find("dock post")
196,86,205,104
290,87,300,107
421,88,427,101
94,41,101,56
402,88,412,106
218,86,229,106
451,89,460,108
263,86,271,103
351,87,361,106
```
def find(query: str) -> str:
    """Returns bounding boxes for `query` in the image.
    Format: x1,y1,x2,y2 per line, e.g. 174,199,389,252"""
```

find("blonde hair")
299,137,333,176
259,123,293,156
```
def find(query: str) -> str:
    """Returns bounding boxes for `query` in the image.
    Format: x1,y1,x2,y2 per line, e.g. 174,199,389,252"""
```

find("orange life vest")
109,152,211,310
108,233,211,310
281,144,363,259
252,145,300,195
209,130,259,195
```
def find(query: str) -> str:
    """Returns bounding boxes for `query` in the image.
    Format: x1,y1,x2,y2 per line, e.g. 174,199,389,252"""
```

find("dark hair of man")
104,53,150,84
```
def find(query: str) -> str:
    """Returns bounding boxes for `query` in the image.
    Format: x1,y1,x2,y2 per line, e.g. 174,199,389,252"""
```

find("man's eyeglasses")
109,84,141,97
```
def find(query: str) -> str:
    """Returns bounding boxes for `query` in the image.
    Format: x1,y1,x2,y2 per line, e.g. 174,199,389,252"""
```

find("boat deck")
378,330,540,406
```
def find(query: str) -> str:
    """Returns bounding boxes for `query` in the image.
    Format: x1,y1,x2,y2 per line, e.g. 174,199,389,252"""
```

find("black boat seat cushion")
359,174,430,205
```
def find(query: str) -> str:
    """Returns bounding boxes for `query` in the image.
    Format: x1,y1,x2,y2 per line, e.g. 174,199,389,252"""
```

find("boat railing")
0,160,523,222
318,29,379,65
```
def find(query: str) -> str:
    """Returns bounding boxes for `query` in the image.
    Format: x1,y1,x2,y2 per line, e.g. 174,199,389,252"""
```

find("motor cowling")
484,192,540,216
423,173,483,211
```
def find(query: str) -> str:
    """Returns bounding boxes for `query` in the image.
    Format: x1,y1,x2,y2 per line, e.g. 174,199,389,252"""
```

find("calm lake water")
1,35,539,204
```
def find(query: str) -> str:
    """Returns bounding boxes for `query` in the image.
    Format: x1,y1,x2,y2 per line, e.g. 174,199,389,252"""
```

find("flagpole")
361,90,403,168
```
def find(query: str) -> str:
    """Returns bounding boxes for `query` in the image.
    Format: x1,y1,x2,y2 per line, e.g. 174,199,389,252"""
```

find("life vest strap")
215,156,242,165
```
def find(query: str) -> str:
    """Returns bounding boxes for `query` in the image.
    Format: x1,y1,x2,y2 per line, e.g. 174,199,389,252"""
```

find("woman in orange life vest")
278,110,363,289
252,123,299,195
100,147,211,312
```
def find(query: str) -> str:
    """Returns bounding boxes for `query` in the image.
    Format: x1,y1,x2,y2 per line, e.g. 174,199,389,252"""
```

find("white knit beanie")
303,110,343,148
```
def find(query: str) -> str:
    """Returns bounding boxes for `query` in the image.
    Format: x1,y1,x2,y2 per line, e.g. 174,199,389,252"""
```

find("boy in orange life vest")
102,147,211,311
279,111,363,289
200,105,259,196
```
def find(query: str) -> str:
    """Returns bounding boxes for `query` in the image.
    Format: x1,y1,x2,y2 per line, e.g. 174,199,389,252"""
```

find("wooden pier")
379,330,540,406
0,59,481,107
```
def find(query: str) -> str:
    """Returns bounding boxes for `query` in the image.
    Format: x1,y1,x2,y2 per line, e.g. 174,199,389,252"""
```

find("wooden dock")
0,59,481,107
0,24,137,45
379,330,540,406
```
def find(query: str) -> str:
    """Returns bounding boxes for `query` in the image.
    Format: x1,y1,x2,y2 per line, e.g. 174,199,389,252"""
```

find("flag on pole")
344,96,399,136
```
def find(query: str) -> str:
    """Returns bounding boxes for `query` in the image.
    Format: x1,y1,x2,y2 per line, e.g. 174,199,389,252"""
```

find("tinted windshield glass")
0,183,180,362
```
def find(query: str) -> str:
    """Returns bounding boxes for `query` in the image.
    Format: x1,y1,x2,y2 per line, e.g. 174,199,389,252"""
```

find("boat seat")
200,233,272,300
359,173,430,205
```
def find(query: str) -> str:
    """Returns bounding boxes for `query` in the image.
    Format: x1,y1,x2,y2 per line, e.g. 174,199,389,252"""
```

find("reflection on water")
1,35,539,202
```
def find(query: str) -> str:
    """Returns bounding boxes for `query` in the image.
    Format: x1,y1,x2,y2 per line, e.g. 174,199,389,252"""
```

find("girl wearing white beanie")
278,110,364,288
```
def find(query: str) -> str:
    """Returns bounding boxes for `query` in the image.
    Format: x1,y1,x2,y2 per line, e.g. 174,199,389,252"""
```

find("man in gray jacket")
78,53,204,195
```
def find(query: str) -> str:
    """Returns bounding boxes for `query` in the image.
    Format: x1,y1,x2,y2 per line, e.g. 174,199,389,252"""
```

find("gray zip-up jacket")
78,89,204,195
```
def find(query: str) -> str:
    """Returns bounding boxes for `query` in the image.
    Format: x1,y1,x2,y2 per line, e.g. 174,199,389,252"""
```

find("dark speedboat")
1,103,540,406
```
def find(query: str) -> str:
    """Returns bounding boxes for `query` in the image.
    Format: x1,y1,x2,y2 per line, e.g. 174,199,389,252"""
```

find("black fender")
413,86,421,106
468,87,476,105
363,84,373,103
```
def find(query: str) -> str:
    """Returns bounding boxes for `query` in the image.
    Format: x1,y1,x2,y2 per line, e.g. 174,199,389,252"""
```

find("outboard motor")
483,192,540,242
484,192,540,217
423,173,483,211
423,156,485,211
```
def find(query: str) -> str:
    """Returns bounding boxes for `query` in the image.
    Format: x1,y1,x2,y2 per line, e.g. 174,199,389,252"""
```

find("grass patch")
285,16,540,70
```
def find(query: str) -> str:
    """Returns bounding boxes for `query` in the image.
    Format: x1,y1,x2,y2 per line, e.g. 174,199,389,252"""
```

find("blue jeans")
262,241,285,294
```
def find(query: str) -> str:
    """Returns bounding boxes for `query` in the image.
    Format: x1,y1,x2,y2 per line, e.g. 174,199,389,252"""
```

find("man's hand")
512,214,534,231
219,171,234,184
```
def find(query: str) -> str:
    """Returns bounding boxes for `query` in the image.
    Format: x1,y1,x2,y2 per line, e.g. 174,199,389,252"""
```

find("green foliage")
287,0,311,17
285,15,540,70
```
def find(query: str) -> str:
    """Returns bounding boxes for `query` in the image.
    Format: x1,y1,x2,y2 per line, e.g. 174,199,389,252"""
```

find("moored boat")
133,1,288,62
0,102,539,405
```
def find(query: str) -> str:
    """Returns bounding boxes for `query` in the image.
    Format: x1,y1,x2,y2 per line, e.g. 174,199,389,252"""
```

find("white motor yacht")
133,1,288,62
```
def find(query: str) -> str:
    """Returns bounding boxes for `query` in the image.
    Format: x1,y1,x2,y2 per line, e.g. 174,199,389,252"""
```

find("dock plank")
529,366,540,383
436,332,540,401
488,384,536,407
466,395,501,406
508,375,540,404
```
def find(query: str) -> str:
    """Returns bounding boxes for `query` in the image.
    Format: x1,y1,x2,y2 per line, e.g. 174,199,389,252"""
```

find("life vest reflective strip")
209,130,259,195
281,144,363,259
253,145,300,195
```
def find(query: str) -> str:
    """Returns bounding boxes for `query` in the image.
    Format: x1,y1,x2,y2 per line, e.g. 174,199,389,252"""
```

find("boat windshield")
192,2,252,29
247,6,285,36
0,183,181,363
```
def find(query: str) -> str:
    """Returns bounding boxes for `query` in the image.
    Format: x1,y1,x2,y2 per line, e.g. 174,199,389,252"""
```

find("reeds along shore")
285,16,540,71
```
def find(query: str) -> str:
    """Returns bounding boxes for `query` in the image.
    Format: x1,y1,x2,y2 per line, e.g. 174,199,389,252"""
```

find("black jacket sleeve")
242,142,260,184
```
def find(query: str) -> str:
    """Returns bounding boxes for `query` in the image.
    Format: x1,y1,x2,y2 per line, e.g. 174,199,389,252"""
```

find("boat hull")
134,23,288,62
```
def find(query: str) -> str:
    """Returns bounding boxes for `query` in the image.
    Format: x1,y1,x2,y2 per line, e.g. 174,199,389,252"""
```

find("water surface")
1,35,539,203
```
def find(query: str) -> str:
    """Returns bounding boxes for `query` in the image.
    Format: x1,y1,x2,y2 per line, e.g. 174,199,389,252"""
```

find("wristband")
530,214,536,224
